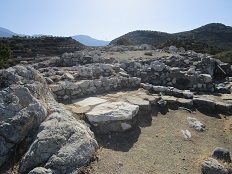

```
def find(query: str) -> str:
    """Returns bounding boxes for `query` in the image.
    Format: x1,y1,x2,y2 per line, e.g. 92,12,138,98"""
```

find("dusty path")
80,108,232,174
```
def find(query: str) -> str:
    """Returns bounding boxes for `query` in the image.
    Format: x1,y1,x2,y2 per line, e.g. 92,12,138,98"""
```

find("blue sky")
1,0,232,40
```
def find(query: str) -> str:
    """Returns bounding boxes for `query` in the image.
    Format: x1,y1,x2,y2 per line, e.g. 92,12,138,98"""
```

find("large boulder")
20,111,98,174
0,66,99,173
86,101,139,133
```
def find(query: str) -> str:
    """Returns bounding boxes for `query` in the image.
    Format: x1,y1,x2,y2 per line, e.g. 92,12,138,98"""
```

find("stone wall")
30,45,232,103
50,77,141,102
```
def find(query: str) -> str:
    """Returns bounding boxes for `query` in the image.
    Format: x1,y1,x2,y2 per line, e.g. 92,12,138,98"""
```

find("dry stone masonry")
0,44,232,173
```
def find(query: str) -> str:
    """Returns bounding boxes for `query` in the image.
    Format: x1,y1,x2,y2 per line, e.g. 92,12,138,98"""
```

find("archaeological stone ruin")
0,45,232,173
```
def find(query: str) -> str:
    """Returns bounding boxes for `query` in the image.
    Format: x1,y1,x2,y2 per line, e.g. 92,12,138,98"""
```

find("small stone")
150,61,165,72
121,123,132,131
201,158,229,174
118,161,124,167
172,78,177,84
200,74,212,83
28,167,52,174
187,117,205,131
212,147,231,162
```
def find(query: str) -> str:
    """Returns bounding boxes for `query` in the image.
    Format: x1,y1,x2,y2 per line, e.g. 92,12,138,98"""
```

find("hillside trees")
0,43,12,69
116,37,133,46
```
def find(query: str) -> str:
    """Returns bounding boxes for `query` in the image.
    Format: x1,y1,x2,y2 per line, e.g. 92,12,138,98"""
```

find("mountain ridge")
0,27,110,46
110,23,232,51
0,27,21,37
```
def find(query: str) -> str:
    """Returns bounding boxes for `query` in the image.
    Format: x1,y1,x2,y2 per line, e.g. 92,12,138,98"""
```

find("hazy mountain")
72,35,110,46
110,23,232,51
0,27,20,37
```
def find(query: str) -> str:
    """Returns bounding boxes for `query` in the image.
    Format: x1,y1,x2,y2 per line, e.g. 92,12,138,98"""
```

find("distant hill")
174,23,232,50
72,35,110,46
110,23,232,53
0,27,21,37
110,30,171,46
0,36,85,58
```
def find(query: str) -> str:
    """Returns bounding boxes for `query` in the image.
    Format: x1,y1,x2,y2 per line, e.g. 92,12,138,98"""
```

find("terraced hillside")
0,36,85,58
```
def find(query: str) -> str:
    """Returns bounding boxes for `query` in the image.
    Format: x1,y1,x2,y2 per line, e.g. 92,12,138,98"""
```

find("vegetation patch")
115,37,133,46
0,36,85,58
0,43,12,69
158,37,224,55
215,50,232,64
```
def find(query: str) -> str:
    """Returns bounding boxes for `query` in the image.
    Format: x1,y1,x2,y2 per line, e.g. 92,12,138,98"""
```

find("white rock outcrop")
0,66,98,173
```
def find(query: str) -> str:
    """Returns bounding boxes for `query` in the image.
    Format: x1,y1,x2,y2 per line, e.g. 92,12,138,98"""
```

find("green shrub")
0,43,12,69
116,37,133,46
158,37,223,55
215,50,232,64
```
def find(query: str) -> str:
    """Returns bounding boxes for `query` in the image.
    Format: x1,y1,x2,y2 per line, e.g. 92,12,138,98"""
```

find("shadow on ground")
95,126,141,152
94,106,167,152
197,106,221,118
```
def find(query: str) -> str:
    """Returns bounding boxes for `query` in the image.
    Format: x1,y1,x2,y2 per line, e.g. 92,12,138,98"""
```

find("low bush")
215,50,232,64
116,37,133,46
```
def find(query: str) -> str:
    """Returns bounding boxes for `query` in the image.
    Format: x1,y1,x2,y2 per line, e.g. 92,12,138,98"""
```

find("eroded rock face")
0,66,98,173
0,66,49,167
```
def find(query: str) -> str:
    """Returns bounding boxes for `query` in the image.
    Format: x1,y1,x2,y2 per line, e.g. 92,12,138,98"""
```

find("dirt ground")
78,106,232,174
5,107,232,174
101,50,171,61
